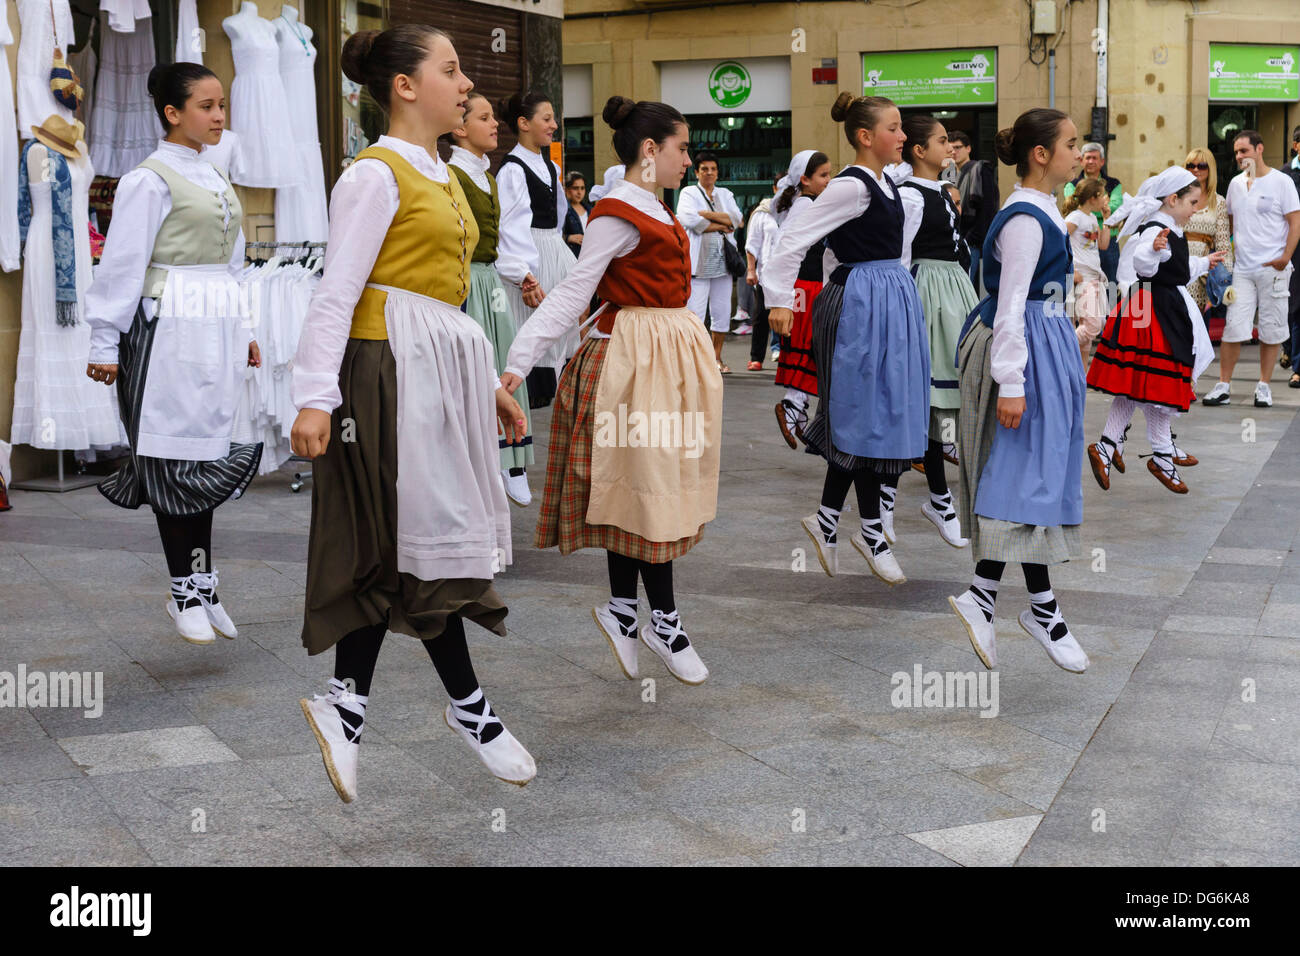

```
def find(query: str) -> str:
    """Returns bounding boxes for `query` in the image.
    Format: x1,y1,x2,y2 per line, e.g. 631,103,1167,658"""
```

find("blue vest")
960,202,1073,343
826,167,904,273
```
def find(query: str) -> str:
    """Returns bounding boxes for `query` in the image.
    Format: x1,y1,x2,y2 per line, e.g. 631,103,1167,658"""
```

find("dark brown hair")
830,92,896,148
994,108,1070,177
775,151,830,215
602,95,687,166
902,114,945,166
1234,129,1264,149
341,25,447,114
498,91,552,135
146,62,219,129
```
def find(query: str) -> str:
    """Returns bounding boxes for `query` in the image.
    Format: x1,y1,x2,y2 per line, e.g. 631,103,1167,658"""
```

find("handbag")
697,186,746,278
48,0,83,112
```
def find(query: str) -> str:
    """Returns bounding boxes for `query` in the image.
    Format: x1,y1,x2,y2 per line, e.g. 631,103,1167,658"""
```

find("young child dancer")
497,90,571,408
448,92,535,507
1061,178,1111,369
501,96,723,686
876,115,975,549
1086,167,1223,494
290,26,535,801
85,63,262,646
772,150,831,447
764,94,929,586
948,108,1089,674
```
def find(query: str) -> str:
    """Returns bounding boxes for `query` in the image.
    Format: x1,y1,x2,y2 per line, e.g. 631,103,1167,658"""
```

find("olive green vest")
139,158,243,298
450,164,499,264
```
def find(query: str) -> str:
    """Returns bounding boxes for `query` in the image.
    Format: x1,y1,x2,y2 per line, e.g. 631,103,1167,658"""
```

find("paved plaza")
2,340,1298,866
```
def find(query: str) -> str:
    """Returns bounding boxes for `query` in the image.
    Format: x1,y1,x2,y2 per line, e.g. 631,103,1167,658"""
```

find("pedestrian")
743,175,782,370
84,62,263,647
951,130,999,292
497,90,572,408
948,107,1090,675
502,95,723,687
562,170,589,256
770,150,831,448
764,93,928,587
448,92,536,508
877,114,975,550
1201,129,1300,408
1283,126,1300,389
1183,147,1233,313
1062,142,1123,284
289,25,536,802
676,150,742,373
1061,177,1111,368
1086,167,1224,495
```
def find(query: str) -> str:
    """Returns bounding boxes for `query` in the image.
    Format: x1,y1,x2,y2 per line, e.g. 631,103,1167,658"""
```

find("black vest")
827,167,904,270
900,180,961,262
499,153,559,229
1133,220,1194,367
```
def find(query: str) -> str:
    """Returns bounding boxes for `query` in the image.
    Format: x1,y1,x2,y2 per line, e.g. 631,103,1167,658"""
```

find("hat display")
31,115,86,159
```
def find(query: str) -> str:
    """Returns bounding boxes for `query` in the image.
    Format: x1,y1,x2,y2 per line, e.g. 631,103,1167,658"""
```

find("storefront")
562,63,594,190
1206,43,1298,186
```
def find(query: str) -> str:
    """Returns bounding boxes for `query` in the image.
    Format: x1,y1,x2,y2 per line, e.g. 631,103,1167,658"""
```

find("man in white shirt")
677,151,742,372
1203,130,1300,407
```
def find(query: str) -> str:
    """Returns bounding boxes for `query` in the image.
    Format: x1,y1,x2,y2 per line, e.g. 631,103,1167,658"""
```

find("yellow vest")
348,146,479,340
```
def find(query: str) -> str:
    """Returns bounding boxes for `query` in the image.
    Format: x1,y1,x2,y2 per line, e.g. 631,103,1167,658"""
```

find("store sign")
860,49,997,107
1209,44,1299,101
660,57,791,113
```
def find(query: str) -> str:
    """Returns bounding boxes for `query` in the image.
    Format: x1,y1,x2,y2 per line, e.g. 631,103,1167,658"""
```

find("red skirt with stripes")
774,278,821,395
1086,288,1195,411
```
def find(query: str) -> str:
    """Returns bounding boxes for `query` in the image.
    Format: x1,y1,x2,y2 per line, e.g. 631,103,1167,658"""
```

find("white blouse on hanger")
496,143,566,285
16,0,75,135
100,0,150,33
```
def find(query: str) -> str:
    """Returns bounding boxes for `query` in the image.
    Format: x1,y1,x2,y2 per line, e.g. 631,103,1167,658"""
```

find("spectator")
1285,126,1300,388
950,130,998,292
562,171,590,255
1063,142,1123,284
1183,147,1234,312
1202,130,1300,408
743,175,782,370
677,150,743,373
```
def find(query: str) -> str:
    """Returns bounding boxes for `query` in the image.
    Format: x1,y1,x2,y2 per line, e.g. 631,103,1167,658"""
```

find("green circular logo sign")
708,61,752,109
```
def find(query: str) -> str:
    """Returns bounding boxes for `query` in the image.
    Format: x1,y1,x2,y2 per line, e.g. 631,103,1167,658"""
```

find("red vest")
587,197,691,333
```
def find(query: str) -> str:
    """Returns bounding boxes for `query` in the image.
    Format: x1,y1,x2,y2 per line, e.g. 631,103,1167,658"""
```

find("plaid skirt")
534,335,704,562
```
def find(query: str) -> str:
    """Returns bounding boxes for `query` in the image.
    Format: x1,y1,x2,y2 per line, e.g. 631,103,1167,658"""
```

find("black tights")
821,464,881,520
606,551,675,614
878,440,949,498
155,509,213,577
974,559,1051,593
333,614,480,701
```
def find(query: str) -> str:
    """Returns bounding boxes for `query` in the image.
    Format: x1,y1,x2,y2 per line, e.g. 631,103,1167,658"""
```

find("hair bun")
993,127,1017,166
146,63,164,99
341,30,379,85
602,95,636,129
830,92,855,123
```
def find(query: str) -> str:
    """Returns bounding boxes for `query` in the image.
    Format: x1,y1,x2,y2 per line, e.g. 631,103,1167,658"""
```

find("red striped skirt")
1087,288,1194,411
534,334,705,562
774,278,821,394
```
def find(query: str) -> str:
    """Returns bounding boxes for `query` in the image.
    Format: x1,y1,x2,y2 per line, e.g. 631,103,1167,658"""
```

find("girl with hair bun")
948,107,1091,675
501,95,723,689
289,26,536,801
763,92,928,587
84,61,263,648
496,89,571,409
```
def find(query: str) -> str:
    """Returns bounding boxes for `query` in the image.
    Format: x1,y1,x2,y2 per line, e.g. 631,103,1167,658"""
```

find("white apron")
136,263,250,460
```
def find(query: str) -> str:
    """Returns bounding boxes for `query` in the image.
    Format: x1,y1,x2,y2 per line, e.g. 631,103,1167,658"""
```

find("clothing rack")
245,240,327,263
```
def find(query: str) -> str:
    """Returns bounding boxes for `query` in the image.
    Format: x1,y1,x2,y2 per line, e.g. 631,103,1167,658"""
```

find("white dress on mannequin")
16,0,75,136
89,12,157,178
225,3,298,188
0,4,21,271
273,6,327,240
11,142,124,450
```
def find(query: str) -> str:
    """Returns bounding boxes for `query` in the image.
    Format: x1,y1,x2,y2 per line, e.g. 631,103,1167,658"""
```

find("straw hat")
31,115,85,159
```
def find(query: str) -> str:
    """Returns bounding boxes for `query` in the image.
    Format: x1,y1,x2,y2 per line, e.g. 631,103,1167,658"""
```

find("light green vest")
139,158,243,298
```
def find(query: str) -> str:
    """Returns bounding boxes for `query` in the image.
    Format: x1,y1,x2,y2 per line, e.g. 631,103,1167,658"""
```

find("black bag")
698,186,746,279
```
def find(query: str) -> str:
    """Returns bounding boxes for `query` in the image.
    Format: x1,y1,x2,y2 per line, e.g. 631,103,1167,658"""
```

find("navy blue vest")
499,153,559,230
826,167,904,279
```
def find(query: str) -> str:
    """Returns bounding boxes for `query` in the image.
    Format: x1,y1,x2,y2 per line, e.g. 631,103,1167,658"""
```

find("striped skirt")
99,302,262,516
534,334,704,562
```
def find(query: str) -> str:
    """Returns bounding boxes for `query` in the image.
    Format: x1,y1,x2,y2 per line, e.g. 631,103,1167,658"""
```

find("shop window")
1209,104,1259,189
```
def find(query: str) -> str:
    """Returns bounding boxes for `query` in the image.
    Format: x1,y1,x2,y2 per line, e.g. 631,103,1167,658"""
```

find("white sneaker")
800,514,837,576
1019,608,1089,673
591,605,638,679
444,696,537,786
771,347,781,363
300,694,360,803
734,323,753,335
1254,381,1273,407
850,531,906,585
921,501,969,548
166,585,216,646
639,614,709,685
191,570,236,639
1201,381,1231,406
503,470,532,507
949,592,996,669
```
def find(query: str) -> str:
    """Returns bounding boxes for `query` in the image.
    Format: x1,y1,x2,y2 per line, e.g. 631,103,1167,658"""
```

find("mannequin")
223,1,297,189
221,2,265,42
272,3,327,240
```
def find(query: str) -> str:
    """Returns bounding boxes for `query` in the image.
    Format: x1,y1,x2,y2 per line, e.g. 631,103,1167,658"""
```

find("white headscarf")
1105,166,1196,241
589,164,626,202
777,150,818,194
885,162,913,184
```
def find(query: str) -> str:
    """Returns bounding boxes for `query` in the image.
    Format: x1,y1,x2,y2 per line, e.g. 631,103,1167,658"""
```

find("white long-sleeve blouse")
495,143,566,287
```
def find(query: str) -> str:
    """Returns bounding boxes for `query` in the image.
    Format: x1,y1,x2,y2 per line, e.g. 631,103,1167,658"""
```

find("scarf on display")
18,139,78,326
